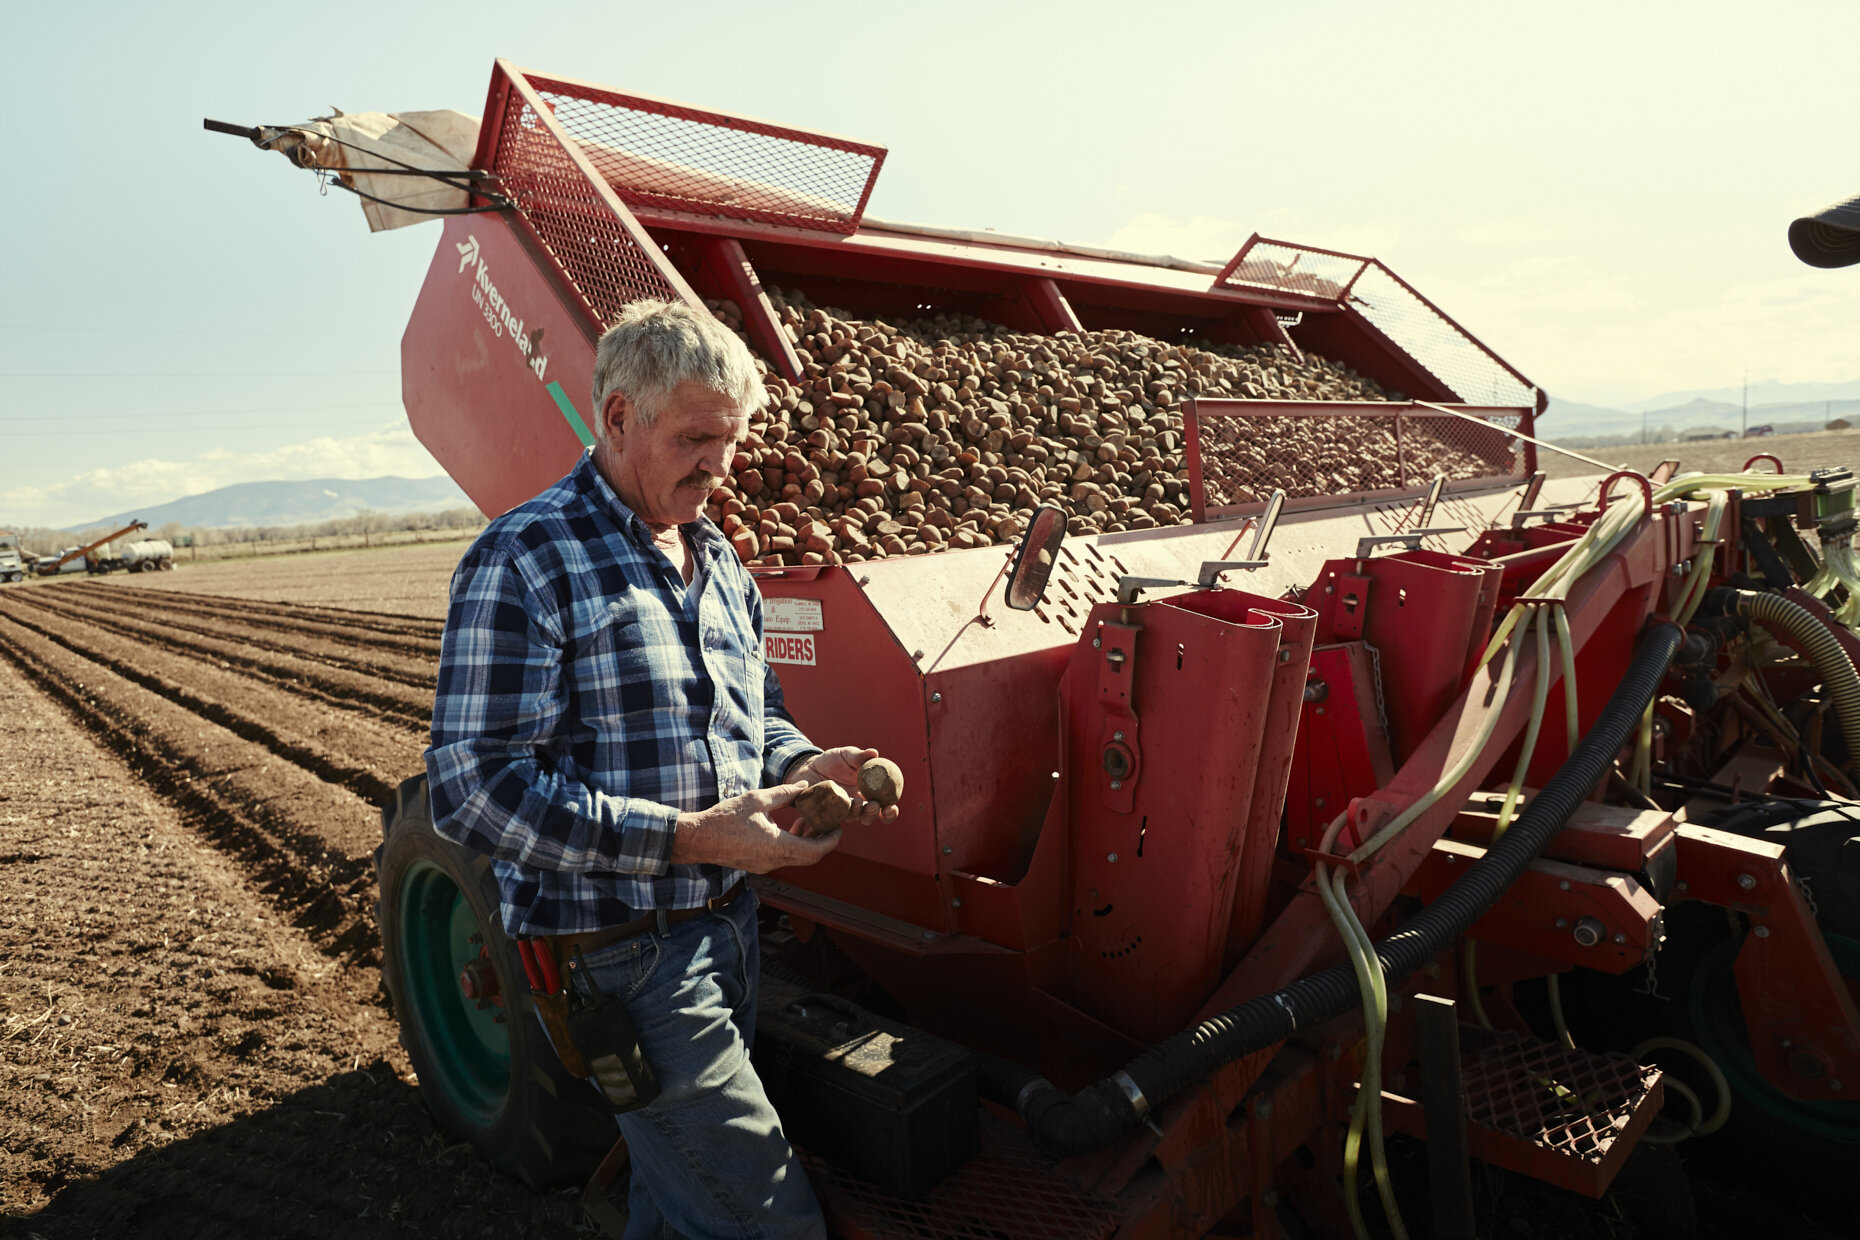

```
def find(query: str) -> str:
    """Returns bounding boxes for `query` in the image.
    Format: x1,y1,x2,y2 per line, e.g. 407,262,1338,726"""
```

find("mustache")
680,472,722,489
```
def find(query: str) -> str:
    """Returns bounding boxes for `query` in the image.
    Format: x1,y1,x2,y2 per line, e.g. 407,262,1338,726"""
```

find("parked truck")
219,63,1860,1239
32,521,146,577
0,532,23,583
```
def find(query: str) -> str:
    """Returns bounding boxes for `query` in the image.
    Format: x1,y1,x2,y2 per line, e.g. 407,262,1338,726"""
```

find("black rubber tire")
375,772,615,1189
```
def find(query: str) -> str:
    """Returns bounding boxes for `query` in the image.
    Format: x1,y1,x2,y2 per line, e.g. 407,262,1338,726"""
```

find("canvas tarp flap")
281,109,481,232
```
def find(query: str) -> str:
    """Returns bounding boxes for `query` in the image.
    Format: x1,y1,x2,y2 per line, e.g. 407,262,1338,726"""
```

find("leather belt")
545,880,745,968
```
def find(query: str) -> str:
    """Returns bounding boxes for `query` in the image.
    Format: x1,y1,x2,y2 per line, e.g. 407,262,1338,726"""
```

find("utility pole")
1742,369,1748,439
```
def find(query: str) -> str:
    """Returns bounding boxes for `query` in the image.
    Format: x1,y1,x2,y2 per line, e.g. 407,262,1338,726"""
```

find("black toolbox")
755,974,978,1199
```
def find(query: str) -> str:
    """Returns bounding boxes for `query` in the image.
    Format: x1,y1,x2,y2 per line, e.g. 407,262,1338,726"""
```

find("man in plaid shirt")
427,299,894,1239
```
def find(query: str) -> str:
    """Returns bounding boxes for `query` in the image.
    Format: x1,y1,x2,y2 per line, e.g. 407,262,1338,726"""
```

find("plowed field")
0,580,587,1238
1,573,1849,1240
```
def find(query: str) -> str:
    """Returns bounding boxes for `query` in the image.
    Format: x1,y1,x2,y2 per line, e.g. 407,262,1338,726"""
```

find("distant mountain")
72,476,478,533
1541,397,1637,436
1542,393,1860,442
1622,379,1860,414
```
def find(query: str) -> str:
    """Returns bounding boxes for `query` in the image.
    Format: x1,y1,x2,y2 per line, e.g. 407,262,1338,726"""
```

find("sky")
3,0,1858,528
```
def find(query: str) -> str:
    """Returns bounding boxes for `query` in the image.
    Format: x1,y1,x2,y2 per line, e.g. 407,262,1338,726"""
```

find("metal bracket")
1196,558,1268,587
1116,576,1185,605
1198,489,1285,586
1355,527,1466,559
1417,474,1447,528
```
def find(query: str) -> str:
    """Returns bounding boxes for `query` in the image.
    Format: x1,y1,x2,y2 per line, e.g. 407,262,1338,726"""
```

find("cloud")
0,420,445,528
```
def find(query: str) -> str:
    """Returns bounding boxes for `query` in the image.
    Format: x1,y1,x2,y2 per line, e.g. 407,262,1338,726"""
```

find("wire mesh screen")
1214,238,1368,301
1350,263,1536,408
1188,401,1530,516
1464,1031,1660,1166
1214,238,1539,410
487,86,686,329
526,73,885,235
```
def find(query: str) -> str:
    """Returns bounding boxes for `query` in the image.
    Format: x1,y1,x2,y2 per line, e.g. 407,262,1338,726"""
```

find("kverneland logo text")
457,234,548,384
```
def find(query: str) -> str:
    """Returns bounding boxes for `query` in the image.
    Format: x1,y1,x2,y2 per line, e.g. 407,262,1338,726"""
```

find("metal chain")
1799,874,1820,919
1363,640,1391,739
1633,948,1668,1001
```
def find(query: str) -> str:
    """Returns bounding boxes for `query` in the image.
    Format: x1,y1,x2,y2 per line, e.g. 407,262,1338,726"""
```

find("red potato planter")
213,58,1860,1238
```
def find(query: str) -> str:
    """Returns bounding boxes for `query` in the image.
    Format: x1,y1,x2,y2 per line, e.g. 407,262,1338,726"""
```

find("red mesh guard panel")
1186,400,1530,515
487,84,686,330
1215,237,1538,410
1350,263,1537,408
526,73,885,236
804,1110,1122,1240
1216,237,1370,302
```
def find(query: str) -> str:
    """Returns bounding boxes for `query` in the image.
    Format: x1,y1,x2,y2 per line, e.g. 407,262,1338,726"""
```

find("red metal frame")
473,60,700,334
515,67,886,235
1674,824,1860,1099
1216,235,1544,414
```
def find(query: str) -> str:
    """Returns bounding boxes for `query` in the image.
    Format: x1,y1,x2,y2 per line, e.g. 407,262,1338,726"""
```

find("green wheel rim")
396,857,512,1126
1689,931,1860,1143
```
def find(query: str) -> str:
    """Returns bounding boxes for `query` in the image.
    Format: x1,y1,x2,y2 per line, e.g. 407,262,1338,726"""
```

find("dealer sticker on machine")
765,598,823,665
766,598,823,632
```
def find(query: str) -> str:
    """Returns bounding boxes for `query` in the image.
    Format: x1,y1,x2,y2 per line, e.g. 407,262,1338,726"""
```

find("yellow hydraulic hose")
1323,470,1804,1213
1316,813,1410,1240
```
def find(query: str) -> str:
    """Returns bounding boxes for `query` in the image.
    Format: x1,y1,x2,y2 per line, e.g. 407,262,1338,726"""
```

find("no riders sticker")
766,633,816,665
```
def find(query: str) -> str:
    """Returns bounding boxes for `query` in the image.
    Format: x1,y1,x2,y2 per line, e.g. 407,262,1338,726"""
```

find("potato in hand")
794,781,853,832
856,757,904,808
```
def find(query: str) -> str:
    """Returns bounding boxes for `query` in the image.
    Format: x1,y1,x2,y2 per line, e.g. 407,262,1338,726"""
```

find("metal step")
802,1109,1122,1240
1391,1026,1665,1197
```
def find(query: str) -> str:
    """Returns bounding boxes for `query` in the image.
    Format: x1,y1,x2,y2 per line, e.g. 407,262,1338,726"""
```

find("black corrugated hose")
979,621,1687,1155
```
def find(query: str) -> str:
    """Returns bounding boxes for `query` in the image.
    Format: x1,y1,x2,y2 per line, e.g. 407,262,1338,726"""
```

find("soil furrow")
10,588,434,729
84,579,447,638
15,588,440,690
68,583,443,659
0,604,417,808
0,615,382,966
0,652,581,1238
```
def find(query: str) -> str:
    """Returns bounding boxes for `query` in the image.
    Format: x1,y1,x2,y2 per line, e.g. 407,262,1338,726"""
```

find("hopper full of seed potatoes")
216,60,1860,1239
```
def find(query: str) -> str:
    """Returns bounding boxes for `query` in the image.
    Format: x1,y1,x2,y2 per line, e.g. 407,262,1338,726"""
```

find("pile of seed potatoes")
701,290,1496,567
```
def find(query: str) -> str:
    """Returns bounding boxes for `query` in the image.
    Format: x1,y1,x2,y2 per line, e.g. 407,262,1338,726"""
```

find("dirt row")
99,539,475,619
11,585,438,696
58,583,444,662
0,640,589,1237
0,605,424,810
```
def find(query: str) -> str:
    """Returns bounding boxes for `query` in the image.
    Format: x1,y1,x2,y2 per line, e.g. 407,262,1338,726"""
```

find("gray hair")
590,299,765,435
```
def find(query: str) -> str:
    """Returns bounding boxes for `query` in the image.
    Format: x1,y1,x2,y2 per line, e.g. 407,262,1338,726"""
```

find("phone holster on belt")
564,979,661,1113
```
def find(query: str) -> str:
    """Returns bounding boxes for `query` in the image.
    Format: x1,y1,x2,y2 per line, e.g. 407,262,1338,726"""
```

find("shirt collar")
573,449,728,563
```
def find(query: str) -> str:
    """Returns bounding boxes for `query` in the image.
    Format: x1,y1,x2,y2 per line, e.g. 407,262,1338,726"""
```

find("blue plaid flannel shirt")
425,451,820,937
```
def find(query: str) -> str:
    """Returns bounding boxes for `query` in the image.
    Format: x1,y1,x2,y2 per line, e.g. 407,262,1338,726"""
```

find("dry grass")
1539,427,1860,481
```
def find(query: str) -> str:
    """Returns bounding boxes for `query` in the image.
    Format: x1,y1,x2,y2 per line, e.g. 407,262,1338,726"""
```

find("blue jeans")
568,889,824,1240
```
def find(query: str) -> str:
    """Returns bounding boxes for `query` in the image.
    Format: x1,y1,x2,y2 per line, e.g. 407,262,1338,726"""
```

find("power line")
0,323,388,341
0,420,408,438
0,369,398,378
0,400,400,422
